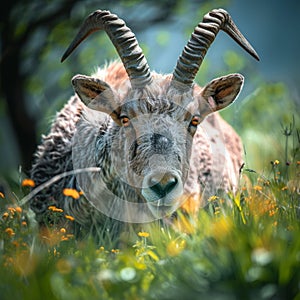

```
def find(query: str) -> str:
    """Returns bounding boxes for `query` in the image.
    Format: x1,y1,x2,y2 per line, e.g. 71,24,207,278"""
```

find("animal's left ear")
199,73,244,114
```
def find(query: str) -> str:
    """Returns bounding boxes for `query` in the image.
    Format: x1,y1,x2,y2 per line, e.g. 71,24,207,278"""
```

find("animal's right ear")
72,75,121,121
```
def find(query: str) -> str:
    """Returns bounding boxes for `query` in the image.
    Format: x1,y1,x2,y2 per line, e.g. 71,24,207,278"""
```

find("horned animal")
30,8,259,240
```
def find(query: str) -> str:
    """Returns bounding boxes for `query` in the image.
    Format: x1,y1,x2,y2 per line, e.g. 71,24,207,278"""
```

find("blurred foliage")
219,50,300,172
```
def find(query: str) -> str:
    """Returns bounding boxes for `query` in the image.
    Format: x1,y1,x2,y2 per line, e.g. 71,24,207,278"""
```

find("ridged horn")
171,8,259,87
61,10,152,88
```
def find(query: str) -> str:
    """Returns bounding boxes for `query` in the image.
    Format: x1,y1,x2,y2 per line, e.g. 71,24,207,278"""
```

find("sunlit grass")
0,128,299,299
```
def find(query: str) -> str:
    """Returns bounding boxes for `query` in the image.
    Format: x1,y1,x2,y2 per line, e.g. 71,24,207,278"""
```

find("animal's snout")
142,171,183,206
148,173,178,199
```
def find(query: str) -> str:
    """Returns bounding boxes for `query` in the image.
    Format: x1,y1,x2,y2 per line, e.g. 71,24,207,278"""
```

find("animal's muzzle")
142,171,183,206
147,173,178,199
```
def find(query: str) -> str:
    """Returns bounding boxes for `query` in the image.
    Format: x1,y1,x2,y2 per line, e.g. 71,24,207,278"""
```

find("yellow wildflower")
167,239,186,256
138,231,150,238
2,212,9,219
60,228,66,234
253,185,263,191
61,236,69,241
273,160,280,165
5,228,15,237
0,192,4,198
48,206,63,213
63,188,80,199
65,215,75,221
21,178,35,187
269,209,277,217
208,195,219,202
55,208,64,213
210,217,233,242
12,241,20,247
7,207,16,213
15,206,22,213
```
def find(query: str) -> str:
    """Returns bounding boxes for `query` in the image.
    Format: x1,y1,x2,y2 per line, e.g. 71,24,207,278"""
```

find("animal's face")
115,96,194,217
72,74,244,218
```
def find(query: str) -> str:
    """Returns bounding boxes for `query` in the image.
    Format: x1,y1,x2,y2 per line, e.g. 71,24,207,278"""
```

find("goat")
30,8,259,240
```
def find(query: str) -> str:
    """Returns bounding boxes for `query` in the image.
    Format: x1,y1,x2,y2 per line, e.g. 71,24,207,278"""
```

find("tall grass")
0,122,299,300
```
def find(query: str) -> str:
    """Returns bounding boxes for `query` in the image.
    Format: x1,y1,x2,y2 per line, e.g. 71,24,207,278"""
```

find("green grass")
1,129,299,300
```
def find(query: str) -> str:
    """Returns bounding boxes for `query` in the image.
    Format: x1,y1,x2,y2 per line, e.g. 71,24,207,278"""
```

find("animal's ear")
199,73,244,115
72,75,121,120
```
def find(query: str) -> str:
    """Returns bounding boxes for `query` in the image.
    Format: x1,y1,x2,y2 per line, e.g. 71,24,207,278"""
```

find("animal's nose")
148,173,178,199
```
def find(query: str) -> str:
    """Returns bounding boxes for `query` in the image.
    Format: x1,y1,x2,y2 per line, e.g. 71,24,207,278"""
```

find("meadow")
0,116,299,300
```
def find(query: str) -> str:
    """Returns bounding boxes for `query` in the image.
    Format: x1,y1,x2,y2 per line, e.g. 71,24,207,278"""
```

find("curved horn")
171,9,259,87
61,10,152,88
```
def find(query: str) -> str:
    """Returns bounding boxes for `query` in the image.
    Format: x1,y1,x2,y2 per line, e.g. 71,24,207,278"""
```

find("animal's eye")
121,116,130,127
190,115,201,127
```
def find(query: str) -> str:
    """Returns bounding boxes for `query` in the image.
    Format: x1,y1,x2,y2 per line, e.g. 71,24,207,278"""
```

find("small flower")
138,231,150,238
269,209,277,217
60,228,66,234
7,207,16,213
111,249,120,254
63,188,80,199
208,195,219,202
0,192,4,198
214,207,221,215
21,221,27,226
167,240,186,256
253,185,263,191
21,178,35,187
5,228,15,237
65,215,75,221
12,241,20,247
281,186,288,191
15,206,22,213
2,212,9,219
48,206,64,213
273,160,280,165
